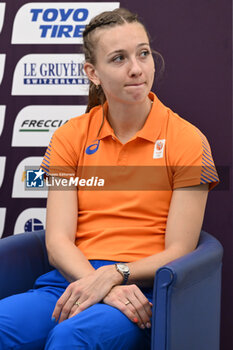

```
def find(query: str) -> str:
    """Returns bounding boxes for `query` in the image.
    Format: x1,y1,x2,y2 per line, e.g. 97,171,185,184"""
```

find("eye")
140,49,151,58
112,54,125,63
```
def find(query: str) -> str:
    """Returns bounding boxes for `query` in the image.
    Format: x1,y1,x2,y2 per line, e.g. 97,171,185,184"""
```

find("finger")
128,293,152,328
104,297,143,326
68,304,80,319
132,286,152,314
68,299,86,319
58,295,80,323
124,302,144,327
134,291,152,319
126,299,149,329
52,289,72,322
69,295,97,318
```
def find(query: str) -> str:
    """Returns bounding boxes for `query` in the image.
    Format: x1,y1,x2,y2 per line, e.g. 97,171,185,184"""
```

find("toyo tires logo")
12,2,120,44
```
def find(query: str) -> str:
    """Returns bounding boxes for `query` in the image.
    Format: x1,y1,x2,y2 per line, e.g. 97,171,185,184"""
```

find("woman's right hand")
103,284,152,330
52,264,123,323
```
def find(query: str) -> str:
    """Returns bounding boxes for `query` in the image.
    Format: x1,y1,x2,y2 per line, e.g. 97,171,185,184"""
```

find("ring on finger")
125,300,131,305
75,301,81,306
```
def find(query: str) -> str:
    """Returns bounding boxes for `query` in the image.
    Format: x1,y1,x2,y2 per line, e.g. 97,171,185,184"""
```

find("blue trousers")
0,260,153,350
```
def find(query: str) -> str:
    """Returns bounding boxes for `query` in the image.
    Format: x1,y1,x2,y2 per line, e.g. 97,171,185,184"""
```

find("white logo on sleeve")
153,139,166,159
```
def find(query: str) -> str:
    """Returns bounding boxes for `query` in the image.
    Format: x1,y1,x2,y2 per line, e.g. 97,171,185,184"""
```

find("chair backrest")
0,230,52,299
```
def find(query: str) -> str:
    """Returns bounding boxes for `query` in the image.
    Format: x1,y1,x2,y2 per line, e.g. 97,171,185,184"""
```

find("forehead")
94,22,149,53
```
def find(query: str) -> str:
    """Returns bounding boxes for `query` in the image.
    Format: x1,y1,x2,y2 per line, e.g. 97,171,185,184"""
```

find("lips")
125,82,145,87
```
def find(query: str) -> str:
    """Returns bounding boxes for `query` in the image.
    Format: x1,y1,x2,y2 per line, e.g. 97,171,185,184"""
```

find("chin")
128,92,149,103
108,90,148,105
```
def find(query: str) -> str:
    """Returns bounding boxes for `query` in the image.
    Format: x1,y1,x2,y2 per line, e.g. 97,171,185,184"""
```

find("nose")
128,57,142,77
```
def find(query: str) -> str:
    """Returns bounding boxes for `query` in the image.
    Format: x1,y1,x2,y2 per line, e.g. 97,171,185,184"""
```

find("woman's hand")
52,265,122,323
103,284,152,329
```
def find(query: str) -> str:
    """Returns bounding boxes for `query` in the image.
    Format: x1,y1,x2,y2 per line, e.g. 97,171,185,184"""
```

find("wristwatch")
115,263,130,285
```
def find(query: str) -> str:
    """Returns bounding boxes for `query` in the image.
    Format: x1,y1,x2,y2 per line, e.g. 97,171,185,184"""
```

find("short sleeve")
40,121,78,179
170,125,219,191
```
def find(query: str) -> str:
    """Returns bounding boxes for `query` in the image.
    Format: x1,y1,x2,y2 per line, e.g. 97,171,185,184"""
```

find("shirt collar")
135,92,168,143
96,103,114,140
96,92,168,143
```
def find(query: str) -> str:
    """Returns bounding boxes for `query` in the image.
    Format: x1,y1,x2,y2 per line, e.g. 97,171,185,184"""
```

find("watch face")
118,264,129,273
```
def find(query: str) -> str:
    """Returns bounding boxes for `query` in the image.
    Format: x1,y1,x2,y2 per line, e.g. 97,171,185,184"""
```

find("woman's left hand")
103,284,152,330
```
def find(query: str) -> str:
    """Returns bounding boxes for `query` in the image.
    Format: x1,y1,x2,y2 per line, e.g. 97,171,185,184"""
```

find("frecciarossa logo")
11,2,120,44
85,140,100,155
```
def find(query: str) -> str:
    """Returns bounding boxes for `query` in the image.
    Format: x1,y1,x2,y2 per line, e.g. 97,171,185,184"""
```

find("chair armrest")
0,230,53,300
151,231,223,350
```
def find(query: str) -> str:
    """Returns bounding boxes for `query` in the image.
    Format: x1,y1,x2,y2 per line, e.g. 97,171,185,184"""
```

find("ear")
84,62,100,86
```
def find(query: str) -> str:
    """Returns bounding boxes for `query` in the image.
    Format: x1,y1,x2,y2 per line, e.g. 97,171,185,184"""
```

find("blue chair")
0,230,223,350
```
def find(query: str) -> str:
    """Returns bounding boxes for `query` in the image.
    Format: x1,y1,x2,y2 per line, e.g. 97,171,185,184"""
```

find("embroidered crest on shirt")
153,139,166,159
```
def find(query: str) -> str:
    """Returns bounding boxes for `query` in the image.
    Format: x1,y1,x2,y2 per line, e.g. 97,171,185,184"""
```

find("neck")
107,97,152,142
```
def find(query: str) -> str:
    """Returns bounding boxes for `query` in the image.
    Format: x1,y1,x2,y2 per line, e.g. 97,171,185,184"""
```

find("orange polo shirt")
41,92,219,262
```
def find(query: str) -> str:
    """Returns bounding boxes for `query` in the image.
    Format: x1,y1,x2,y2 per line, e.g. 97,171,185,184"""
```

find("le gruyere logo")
12,54,89,96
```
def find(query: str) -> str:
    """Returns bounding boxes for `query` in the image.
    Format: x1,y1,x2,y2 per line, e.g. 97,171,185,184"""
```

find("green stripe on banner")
19,129,50,132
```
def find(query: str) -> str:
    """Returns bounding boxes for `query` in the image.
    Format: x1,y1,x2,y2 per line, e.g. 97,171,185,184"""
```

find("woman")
0,8,219,350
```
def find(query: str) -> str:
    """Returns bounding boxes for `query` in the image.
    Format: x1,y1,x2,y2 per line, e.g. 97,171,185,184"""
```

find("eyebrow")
107,43,150,57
